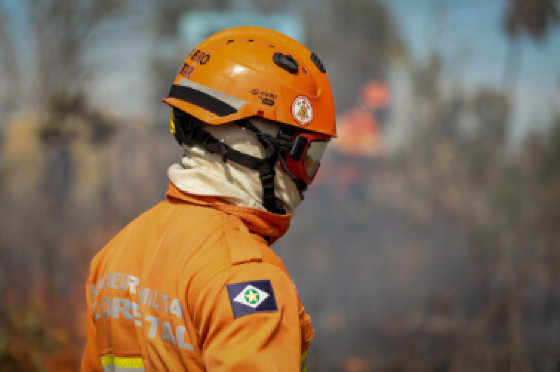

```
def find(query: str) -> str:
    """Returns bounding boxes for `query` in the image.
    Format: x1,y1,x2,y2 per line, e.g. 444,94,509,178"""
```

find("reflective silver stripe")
103,366,145,372
177,77,246,111
115,367,145,372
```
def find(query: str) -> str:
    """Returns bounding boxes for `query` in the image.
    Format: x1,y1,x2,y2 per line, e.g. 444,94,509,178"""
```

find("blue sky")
386,0,560,142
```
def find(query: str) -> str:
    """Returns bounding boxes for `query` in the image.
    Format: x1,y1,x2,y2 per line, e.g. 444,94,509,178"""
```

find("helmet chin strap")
172,110,304,214
234,118,308,192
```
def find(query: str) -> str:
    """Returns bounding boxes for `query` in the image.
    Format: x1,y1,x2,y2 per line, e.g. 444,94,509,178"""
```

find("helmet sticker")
292,96,313,126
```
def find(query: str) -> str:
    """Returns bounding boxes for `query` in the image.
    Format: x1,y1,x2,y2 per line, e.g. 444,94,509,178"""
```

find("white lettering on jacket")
90,272,193,351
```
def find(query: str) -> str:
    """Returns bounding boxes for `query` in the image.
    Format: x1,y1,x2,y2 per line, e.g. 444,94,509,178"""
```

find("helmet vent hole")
273,53,299,74
227,39,234,44
310,52,326,73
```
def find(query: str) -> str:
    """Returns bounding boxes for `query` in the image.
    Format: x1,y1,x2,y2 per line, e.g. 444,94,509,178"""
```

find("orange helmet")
162,26,336,137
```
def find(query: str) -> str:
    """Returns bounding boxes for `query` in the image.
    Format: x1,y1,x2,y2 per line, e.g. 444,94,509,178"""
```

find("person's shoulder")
184,211,276,279
183,211,268,271
91,200,226,263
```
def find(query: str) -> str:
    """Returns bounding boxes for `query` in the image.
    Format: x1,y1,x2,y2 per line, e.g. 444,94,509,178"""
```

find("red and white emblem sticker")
291,96,313,126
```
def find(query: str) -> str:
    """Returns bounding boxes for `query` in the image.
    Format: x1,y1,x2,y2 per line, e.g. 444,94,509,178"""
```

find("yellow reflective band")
115,357,144,368
169,111,176,135
101,354,114,367
301,351,308,372
100,354,145,371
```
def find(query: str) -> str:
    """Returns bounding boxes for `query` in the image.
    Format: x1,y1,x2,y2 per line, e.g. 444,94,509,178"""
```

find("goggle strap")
235,119,307,202
237,119,292,153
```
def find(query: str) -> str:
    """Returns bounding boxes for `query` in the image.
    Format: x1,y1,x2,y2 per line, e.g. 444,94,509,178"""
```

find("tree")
307,0,404,112
501,0,560,90
503,0,560,40
0,0,136,115
0,2,147,369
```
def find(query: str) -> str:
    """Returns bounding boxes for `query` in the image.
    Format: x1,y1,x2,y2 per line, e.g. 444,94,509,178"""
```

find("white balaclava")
168,117,302,214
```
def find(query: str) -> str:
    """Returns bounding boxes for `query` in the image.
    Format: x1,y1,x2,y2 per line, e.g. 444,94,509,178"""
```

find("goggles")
283,131,330,185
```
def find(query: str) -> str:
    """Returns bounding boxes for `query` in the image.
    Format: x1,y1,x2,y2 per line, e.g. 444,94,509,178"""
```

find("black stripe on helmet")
167,84,238,117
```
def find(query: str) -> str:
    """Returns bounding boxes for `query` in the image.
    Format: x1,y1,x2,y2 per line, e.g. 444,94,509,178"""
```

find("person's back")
82,185,312,370
82,26,336,371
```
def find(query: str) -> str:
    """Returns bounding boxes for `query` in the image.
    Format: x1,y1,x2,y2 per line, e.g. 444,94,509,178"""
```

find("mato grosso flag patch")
226,280,278,318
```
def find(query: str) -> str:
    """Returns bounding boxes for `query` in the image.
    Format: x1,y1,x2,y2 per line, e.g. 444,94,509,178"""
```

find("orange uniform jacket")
81,184,313,371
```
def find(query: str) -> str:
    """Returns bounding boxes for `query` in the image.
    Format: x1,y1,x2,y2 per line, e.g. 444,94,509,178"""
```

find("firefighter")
81,26,336,371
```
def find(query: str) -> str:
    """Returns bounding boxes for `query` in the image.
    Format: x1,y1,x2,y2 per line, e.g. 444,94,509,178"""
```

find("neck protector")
172,110,305,214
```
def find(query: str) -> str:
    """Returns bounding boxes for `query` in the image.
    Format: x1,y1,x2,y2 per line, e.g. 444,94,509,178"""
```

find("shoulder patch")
226,280,278,318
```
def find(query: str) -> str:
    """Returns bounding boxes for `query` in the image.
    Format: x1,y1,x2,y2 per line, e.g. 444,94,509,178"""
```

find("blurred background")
0,0,559,370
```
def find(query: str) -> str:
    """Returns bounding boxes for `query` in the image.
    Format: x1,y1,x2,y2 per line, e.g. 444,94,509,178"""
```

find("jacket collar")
166,183,291,244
